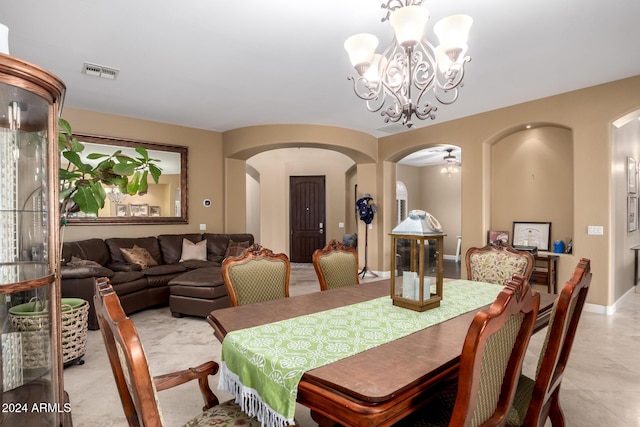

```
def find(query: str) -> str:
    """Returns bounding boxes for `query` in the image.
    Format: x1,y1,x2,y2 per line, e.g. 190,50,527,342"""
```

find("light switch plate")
587,225,603,235
199,224,206,231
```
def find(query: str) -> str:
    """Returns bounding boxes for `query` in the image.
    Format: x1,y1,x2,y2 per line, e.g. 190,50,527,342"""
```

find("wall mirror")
63,134,188,225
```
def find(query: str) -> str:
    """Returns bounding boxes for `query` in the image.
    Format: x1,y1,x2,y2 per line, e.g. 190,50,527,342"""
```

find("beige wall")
421,165,462,256
60,75,640,309
61,107,224,241
612,112,640,300
246,147,354,255
378,75,640,308
396,164,462,255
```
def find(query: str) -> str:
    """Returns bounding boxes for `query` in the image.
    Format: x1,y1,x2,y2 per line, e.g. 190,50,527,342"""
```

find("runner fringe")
219,361,295,427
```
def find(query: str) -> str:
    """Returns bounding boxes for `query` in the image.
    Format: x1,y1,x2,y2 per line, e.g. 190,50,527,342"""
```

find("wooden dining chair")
312,239,360,291
466,241,535,286
93,277,260,426
222,243,291,306
396,275,540,427
506,258,592,427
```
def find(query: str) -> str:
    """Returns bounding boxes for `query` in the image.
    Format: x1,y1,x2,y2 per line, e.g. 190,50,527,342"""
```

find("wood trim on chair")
452,275,540,427
522,258,591,427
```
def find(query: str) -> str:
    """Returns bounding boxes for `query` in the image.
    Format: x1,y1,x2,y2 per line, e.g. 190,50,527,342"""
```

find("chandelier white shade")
0,24,9,55
344,1,472,128
440,148,460,176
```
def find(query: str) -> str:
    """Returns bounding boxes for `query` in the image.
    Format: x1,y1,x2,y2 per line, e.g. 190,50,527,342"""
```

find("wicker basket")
9,298,89,368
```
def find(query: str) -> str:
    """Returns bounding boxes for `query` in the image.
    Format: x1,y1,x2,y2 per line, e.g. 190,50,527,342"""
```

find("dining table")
207,279,556,427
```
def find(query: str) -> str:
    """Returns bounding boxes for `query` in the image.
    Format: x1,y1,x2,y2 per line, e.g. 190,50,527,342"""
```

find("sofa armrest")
107,262,142,272
60,265,114,280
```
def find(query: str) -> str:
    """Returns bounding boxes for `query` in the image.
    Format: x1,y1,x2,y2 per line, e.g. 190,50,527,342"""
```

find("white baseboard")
583,285,637,316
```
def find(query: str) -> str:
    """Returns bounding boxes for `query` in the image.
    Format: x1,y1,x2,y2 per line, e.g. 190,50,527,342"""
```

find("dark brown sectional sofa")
61,233,254,329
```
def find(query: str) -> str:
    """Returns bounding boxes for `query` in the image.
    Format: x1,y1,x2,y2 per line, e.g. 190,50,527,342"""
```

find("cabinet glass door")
0,77,57,425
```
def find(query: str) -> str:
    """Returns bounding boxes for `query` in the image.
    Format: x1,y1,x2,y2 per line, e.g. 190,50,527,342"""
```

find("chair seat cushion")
181,400,261,426
506,374,535,426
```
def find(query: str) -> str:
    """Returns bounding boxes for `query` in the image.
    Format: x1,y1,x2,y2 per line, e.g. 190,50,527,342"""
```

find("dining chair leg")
548,389,565,427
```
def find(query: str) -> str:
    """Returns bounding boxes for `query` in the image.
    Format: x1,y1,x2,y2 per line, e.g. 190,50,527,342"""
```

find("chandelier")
105,186,127,204
440,148,460,176
344,1,472,128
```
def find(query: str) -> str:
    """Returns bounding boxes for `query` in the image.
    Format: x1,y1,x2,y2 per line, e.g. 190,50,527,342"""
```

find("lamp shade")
434,15,472,48
363,54,387,84
344,33,379,71
389,5,430,48
0,24,9,55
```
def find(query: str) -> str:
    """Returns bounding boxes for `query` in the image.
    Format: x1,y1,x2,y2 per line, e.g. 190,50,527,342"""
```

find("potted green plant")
58,118,162,220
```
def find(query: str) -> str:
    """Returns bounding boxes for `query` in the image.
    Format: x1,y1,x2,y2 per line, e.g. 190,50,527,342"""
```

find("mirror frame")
64,133,188,225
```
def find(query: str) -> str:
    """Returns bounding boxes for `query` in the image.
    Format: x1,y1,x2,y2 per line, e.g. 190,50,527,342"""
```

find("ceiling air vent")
82,62,119,80
377,123,410,134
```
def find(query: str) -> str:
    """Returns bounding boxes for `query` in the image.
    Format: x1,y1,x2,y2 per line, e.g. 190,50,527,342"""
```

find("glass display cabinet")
390,210,445,312
0,54,67,425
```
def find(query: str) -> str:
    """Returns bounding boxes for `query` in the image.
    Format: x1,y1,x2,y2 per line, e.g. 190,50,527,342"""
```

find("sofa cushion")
60,264,115,280
120,245,159,269
67,256,103,267
106,237,163,265
110,270,145,285
61,238,111,266
203,233,254,261
142,264,187,276
180,238,207,261
158,234,203,264
224,239,251,258
111,277,148,295
180,259,221,270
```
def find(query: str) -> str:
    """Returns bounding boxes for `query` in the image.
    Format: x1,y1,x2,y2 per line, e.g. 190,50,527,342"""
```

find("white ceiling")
2,0,639,147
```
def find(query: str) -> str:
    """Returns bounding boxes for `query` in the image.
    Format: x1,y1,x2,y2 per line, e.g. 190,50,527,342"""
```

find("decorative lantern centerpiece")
390,210,445,311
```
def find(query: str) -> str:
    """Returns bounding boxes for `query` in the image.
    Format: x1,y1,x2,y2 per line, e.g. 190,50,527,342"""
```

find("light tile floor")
63,265,640,426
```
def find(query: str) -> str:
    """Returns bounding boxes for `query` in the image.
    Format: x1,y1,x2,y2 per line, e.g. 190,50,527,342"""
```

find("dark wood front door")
290,176,326,263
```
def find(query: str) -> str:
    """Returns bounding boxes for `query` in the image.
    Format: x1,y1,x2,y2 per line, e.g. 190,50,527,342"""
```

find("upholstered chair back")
312,239,359,291
222,244,290,306
466,242,534,286
397,276,540,427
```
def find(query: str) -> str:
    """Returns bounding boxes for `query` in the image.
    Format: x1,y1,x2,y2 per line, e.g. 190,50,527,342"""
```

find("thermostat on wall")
203,199,212,207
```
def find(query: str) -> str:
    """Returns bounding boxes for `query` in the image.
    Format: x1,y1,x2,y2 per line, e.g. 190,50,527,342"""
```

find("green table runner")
219,279,502,427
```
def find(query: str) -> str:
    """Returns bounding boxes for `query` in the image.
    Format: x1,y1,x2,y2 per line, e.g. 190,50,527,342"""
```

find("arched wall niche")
488,123,574,251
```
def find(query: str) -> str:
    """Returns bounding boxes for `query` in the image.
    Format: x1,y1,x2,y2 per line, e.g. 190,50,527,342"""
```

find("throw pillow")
67,256,102,267
179,238,207,262
120,245,159,269
224,240,250,258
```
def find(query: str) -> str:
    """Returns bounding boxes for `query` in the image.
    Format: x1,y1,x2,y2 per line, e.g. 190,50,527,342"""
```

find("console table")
531,254,559,293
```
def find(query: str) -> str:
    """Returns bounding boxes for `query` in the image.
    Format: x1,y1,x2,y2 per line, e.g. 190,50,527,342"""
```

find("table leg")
310,410,341,427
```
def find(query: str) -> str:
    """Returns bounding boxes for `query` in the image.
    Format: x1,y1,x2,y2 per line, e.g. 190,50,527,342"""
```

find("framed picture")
629,196,638,232
487,230,509,244
149,206,161,217
512,222,551,251
628,157,637,194
130,203,149,217
115,204,128,217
